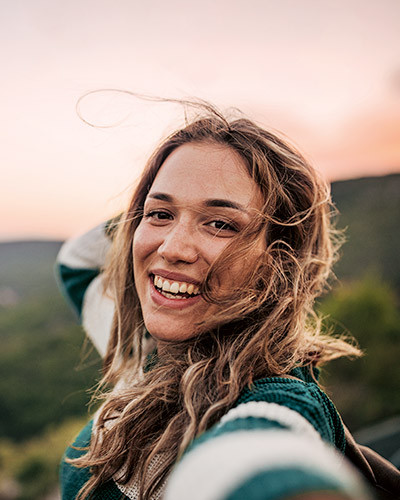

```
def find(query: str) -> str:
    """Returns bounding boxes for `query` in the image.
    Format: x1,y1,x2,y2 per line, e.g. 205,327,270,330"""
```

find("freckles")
132,226,147,273
133,223,149,252
133,224,160,267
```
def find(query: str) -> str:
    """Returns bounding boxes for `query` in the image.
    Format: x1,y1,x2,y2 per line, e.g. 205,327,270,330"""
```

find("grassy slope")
0,242,101,442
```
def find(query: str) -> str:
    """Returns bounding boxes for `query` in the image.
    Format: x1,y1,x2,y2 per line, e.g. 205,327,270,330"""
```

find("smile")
152,275,200,300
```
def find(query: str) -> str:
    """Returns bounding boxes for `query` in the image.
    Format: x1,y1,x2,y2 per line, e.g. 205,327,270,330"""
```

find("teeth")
161,290,188,299
153,275,200,297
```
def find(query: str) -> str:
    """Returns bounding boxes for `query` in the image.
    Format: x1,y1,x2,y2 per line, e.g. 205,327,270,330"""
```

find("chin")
145,321,198,343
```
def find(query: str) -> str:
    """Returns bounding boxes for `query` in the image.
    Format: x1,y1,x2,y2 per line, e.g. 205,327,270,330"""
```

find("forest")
0,173,399,499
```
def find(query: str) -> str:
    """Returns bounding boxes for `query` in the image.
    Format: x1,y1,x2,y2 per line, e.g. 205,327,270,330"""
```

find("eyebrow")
148,192,247,212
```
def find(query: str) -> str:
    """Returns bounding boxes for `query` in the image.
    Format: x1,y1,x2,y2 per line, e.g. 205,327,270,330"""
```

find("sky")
1,0,399,240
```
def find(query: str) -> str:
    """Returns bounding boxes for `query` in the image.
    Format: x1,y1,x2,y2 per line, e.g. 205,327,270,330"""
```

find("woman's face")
132,142,264,343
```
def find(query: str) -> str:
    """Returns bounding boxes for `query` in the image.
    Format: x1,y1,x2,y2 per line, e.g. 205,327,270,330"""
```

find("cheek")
132,224,156,277
217,238,266,289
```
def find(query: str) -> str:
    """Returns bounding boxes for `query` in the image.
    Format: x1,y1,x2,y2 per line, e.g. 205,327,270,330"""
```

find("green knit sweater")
57,223,371,500
60,367,370,500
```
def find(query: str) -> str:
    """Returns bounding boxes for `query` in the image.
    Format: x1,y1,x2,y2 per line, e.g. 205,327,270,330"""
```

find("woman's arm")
164,395,372,500
56,221,115,357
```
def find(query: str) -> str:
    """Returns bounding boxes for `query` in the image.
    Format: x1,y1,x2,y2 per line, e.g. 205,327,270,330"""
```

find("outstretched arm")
164,384,372,500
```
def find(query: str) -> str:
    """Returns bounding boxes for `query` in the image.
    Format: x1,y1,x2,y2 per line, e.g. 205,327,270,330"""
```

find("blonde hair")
72,106,360,499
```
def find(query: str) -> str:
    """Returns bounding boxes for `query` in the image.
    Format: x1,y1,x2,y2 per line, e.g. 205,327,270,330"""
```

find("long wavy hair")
72,104,360,499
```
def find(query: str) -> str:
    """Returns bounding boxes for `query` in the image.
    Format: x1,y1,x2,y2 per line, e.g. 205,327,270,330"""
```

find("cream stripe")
82,274,115,357
164,430,370,500
217,401,322,441
57,223,111,269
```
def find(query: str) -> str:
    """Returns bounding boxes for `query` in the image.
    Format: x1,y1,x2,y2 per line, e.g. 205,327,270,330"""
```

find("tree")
319,276,400,429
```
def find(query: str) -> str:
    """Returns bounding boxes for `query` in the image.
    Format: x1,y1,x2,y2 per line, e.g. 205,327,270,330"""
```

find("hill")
0,173,399,442
0,173,399,498
0,241,63,305
0,241,101,442
1,173,399,301
331,173,400,292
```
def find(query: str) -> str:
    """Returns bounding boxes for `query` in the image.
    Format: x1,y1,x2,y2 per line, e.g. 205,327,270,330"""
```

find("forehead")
148,143,262,208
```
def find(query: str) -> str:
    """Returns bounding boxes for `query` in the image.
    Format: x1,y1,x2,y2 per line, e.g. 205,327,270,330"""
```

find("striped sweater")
57,223,372,500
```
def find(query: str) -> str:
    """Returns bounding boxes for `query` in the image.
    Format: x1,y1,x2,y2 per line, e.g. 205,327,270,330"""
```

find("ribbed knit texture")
235,376,346,452
60,420,128,500
60,367,348,499
56,264,99,319
223,467,344,500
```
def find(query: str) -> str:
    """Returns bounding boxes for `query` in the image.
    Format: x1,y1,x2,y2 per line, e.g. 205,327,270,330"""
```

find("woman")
57,108,376,500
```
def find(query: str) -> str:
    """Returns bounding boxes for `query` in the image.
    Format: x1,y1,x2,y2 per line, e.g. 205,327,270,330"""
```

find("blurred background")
0,0,399,498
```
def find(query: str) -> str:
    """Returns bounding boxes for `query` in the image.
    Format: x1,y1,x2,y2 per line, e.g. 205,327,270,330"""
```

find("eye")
144,210,173,221
208,220,238,232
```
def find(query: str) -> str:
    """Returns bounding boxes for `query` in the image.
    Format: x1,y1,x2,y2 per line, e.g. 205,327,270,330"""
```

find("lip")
149,276,202,310
150,268,202,286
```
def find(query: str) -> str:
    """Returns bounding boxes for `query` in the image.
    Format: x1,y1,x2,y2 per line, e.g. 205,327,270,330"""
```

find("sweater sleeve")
56,222,115,357
164,379,373,500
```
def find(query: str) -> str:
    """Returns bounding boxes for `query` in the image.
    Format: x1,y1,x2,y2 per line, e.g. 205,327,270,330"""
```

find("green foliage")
331,174,400,293
0,418,88,500
0,293,101,442
319,275,400,430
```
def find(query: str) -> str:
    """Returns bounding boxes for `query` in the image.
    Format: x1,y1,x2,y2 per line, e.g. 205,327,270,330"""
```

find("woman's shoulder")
60,420,129,500
165,367,368,500
60,420,93,499
233,366,345,451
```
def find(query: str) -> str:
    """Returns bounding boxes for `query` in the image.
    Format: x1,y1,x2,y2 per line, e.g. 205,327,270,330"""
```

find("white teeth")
161,290,188,299
153,275,200,297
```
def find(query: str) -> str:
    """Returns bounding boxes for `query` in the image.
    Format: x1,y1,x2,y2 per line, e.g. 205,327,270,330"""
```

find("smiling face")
132,142,264,343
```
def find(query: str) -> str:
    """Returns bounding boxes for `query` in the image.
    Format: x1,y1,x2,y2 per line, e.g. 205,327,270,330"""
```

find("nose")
157,223,199,264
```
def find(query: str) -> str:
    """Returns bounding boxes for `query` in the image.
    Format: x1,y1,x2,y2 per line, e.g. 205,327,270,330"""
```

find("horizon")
1,171,398,243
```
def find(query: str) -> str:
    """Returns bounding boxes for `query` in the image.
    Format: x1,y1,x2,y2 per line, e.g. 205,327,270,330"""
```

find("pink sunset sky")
1,0,399,241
